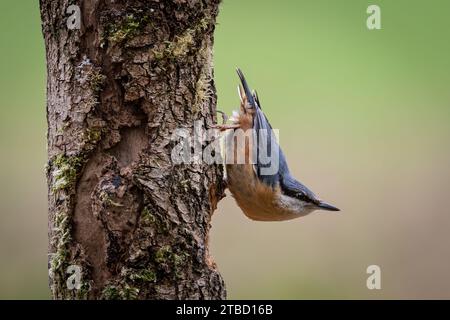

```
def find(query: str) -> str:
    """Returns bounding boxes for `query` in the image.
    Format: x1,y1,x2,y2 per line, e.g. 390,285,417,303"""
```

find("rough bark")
40,0,225,299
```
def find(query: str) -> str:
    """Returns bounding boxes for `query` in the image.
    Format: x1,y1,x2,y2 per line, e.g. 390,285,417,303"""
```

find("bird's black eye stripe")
281,185,315,204
296,193,314,203
281,186,297,198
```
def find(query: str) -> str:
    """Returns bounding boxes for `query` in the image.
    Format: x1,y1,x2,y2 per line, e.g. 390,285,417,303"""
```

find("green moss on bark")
105,14,151,44
152,17,211,60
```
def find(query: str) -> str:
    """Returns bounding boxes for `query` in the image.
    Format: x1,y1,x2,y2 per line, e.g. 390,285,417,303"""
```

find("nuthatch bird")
216,68,339,221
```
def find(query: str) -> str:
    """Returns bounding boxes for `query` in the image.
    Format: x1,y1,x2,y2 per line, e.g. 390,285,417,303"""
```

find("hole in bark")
107,124,149,167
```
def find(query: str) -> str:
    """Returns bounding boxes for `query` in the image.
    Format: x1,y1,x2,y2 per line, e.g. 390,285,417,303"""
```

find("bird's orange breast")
226,164,299,221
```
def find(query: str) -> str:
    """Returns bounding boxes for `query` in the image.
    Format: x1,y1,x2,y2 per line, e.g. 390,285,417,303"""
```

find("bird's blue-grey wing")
254,98,319,203
236,68,290,187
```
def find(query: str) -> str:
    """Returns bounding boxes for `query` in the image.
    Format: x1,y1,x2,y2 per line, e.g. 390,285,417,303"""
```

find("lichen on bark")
40,0,225,299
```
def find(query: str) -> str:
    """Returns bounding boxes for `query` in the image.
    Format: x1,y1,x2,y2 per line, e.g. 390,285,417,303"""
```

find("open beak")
317,201,340,212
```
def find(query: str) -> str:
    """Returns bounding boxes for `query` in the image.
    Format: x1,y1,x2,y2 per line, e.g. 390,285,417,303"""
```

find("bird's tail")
236,68,258,111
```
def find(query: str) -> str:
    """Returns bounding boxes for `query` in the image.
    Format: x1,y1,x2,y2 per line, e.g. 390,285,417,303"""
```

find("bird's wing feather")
236,68,290,187
253,107,284,187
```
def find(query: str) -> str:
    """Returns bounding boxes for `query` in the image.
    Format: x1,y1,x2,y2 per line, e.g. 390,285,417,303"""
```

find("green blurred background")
1,0,450,299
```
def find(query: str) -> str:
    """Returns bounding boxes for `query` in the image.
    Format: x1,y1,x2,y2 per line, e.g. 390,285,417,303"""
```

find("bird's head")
278,174,340,216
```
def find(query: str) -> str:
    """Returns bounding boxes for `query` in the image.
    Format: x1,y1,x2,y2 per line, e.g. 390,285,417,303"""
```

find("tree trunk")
40,0,225,299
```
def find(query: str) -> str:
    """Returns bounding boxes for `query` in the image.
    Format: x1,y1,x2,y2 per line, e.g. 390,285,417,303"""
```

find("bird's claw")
216,110,229,125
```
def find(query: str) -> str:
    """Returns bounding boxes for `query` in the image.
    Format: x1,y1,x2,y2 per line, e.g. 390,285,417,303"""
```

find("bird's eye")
296,193,312,203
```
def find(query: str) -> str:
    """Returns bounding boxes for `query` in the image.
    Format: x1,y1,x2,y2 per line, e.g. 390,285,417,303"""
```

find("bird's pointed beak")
317,201,340,212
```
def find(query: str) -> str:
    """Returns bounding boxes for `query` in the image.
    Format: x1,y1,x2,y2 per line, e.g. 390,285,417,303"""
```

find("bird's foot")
211,123,240,131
